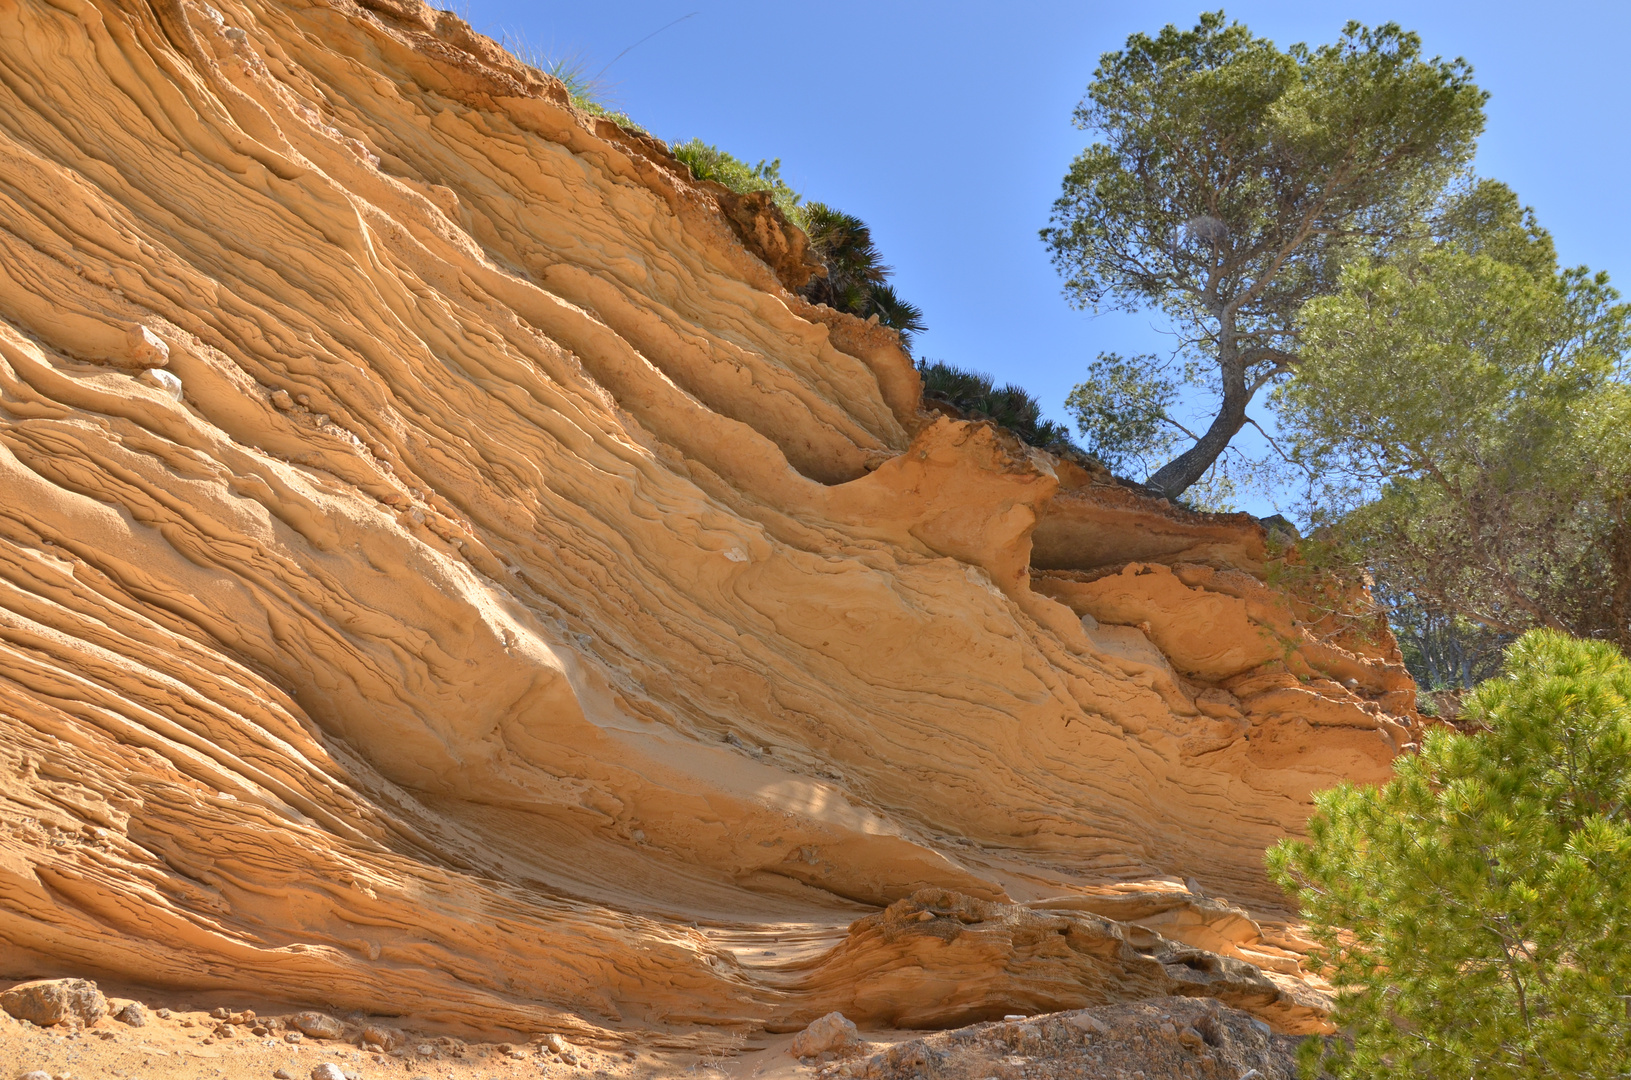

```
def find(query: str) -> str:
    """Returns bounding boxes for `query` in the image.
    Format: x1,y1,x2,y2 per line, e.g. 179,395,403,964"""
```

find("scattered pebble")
821,999,1299,1080
310,1064,346,1080
1066,1013,1109,1035
115,1002,148,1027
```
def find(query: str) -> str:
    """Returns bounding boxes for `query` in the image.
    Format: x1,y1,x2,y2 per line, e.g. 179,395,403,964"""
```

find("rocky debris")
114,1001,148,1027
292,1011,345,1039
795,889,1324,1033
311,1064,346,1080
792,1011,862,1059
20,1072,52,1080
822,998,1303,1080
123,324,171,369
0,979,109,1028
274,1069,295,1079
361,1023,403,1050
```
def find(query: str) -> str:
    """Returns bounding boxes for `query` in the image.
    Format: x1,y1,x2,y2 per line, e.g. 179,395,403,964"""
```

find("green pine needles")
1269,630,1631,1079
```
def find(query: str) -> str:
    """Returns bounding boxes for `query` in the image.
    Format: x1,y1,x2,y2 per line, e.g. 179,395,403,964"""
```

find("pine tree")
1269,630,1631,1078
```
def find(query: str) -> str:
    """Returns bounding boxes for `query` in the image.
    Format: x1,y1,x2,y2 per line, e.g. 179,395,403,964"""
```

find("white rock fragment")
723,547,749,563
310,1064,345,1080
789,1011,859,1058
141,368,184,401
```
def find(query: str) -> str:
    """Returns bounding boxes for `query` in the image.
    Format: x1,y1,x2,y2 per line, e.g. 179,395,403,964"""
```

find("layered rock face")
0,0,1415,1047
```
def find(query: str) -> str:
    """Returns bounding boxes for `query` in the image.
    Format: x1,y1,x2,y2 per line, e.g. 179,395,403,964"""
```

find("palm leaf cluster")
798,204,926,347
917,360,1075,450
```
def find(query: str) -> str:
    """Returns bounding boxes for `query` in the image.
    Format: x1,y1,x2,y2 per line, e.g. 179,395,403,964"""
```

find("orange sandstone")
0,0,1414,1049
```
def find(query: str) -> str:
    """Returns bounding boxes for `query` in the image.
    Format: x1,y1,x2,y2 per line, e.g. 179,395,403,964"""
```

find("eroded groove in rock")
0,0,1416,1044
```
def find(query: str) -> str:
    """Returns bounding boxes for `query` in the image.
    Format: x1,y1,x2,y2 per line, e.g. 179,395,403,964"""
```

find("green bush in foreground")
1269,630,1631,1079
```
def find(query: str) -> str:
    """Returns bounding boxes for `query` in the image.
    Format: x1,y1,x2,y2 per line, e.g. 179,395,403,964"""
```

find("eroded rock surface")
0,0,1414,1052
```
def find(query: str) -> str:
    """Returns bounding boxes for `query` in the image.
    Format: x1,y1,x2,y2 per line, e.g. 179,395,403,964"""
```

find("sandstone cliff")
0,0,1417,1052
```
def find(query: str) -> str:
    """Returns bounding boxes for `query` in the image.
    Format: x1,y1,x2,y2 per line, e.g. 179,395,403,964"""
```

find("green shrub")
918,360,1074,450
1269,629,1631,1079
671,139,803,221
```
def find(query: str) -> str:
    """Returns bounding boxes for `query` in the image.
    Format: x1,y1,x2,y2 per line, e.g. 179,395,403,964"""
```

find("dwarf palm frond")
864,282,926,348
918,360,1077,450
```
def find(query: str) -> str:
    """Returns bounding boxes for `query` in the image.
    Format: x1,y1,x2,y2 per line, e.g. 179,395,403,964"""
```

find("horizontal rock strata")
0,0,1415,1046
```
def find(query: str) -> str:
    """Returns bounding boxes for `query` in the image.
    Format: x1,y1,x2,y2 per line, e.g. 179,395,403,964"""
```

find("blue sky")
462,1,1630,512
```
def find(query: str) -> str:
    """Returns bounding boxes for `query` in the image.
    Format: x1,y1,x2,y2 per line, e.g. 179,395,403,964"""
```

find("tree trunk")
1145,328,1250,501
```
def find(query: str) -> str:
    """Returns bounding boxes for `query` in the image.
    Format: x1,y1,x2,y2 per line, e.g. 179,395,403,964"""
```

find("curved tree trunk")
1145,330,1251,501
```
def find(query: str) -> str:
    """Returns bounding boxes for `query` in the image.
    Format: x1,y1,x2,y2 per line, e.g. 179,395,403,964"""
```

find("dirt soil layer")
1,990,1304,1080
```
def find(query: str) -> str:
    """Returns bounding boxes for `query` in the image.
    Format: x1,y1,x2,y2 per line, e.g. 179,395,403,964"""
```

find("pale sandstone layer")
0,0,1415,1050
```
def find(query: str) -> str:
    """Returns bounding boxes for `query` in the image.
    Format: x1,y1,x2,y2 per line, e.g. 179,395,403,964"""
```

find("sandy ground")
0,995,857,1080
3,984,1312,1080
